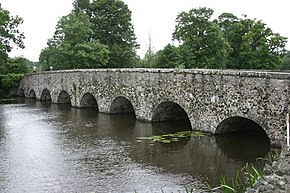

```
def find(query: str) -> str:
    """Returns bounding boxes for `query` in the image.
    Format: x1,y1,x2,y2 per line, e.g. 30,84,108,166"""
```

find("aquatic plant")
136,130,208,144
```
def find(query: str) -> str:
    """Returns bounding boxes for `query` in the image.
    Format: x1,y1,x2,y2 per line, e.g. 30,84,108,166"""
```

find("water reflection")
215,130,270,162
0,100,270,192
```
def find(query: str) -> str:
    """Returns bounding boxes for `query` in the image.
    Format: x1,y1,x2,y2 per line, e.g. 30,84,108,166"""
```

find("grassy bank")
132,150,280,193
208,149,280,193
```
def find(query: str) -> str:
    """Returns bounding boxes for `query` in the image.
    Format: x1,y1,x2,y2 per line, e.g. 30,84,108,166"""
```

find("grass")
134,187,201,193
133,151,278,193
134,137,280,193
206,164,263,193
208,149,280,193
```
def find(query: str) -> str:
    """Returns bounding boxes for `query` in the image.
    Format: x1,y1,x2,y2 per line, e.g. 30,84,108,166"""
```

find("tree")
1,73,23,90
1,56,29,74
0,5,25,66
0,56,29,98
215,13,243,68
216,14,287,69
240,20,287,69
138,47,156,68
173,7,230,69
39,11,109,70
137,34,157,68
0,5,26,97
281,51,290,70
154,44,182,68
171,8,287,70
74,0,139,68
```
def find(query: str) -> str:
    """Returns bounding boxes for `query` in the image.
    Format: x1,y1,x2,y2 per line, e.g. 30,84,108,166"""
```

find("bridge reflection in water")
41,96,271,187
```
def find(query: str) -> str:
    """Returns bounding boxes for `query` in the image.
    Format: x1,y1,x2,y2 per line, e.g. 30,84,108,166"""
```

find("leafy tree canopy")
170,7,287,70
281,51,290,70
154,44,182,68
39,11,109,70
173,7,230,69
1,56,29,74
0,5,25,67
74,0,139,68
1,73,23,89
216,14,287,69
40,0,139,70
136,35,156,68
0,56,30,98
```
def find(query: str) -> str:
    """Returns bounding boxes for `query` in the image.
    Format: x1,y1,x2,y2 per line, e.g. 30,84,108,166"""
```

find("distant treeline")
38,2,289,71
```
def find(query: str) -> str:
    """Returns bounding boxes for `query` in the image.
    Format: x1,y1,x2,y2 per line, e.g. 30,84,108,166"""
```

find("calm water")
0,99,270,193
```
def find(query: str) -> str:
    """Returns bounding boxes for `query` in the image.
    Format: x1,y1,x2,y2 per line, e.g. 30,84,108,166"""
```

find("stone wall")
18,69,290,147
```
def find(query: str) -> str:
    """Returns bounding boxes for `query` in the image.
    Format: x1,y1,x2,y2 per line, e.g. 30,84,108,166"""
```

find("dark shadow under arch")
80,93,98,109
40,89,51,101
57,90,71,104
18,89,25,97
152,101,190,123
215,116,271,161
110,96,135,115
216,116,267,134
29,90,36,99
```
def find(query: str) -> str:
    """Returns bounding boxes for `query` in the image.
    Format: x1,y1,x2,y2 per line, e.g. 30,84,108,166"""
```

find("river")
0,98,270,192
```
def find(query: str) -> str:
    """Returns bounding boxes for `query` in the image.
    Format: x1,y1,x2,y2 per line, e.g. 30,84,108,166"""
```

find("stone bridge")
18,69,290,147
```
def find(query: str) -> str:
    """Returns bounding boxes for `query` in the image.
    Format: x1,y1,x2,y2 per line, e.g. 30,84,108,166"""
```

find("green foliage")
39,12,109,70
216,149,280,193
210,162,264,193
244,163,264,188
210,149,281,193
184,187,195,193
153,44,182,68
216,14,287,70
173,7,230,69
136,131,208,144
137,46,157,68
169,7,287,70
84,0,139,68
40,0,138,70
45,0,139,69
0,5,27,97
0,73,23,89
220,176,236,193
1,56,29,74
0,5,25,64
281,51,290,70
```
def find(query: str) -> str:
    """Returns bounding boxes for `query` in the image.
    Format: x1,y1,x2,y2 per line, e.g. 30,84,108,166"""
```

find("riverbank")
246,148,290,193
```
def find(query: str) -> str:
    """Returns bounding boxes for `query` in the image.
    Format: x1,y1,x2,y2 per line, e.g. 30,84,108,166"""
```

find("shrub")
0,73,24,90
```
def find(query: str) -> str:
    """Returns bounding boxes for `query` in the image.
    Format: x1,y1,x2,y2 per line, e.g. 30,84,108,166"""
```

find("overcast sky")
1,0,289,62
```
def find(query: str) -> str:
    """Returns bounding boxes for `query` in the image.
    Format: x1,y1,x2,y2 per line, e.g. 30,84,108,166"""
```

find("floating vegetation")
136,130,208,144
0,98,18,104
0,98,15,102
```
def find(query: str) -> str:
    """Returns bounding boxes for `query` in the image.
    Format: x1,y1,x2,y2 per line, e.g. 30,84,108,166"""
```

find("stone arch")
110,96,135,114
18,88,25,97
215,116,267,134
215,116,271,160
40,88,51,101
57,90,71,104
80,93,98,109
152,101,190,123
28,89,36,99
